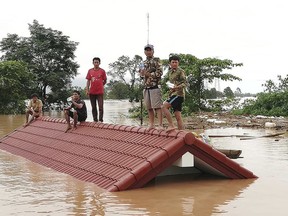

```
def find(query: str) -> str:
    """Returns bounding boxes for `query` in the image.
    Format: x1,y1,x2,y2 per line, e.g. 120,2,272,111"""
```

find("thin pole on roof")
140,13,150,126
147,13,149,44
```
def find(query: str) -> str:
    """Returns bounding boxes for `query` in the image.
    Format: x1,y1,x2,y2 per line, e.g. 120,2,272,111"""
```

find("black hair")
92,57,101,63
73,90,81,97
169,55,180,62
30,93,39,98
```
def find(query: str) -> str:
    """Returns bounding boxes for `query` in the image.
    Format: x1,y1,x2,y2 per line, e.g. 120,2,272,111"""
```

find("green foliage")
232,74,288,117
206,100,223,112
236,92,288,116
73,86,89,100
262,74,288,93
203,87,223,99
118,53,244,117
162,54,242,112
106,81,130,99
234,87,242,97
0,20,79,99
107,55,143,102
206,97,240,112
45,86,88,105
0,61,34,114
128,103,148,119
223,86,235,98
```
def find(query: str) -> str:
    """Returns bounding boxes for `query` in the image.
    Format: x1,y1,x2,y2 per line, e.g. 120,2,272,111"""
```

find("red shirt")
86,68,107,94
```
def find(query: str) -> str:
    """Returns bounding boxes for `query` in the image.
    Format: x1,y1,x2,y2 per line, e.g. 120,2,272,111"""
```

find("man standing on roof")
86,57,107,122
139,44,163,130
162,55,187,131
24,93,43,127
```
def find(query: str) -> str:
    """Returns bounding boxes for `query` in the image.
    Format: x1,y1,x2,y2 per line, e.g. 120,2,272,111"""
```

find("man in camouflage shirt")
162,55,187,131
139,44,163,130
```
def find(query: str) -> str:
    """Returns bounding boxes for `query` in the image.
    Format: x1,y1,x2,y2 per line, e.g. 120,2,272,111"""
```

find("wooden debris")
240,132,286,140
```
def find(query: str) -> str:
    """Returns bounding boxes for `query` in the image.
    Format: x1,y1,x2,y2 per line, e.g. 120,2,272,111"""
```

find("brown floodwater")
0,100,287,215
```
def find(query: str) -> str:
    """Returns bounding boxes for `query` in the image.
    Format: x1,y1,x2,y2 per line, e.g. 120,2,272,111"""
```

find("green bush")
234,92,288,117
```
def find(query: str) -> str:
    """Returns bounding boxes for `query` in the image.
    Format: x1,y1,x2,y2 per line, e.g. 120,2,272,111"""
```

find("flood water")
0,99,288,215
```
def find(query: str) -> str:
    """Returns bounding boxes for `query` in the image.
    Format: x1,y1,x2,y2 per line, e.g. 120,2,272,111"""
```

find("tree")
234,87,242,97
162,54,242,112
107,55,143,102
203,87,223,99
106,81,130,99
262,75,288,93
223,86,234,98
0,61,34,114
235,74,288,117
237,91,288,116
0,20,79,99
262,79,278,93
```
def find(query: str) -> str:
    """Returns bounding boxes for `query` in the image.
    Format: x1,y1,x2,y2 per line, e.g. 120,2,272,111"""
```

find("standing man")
24,93,43,127
139,44,163,130
162,55,187,131
64,90,87,132
86,57,107,122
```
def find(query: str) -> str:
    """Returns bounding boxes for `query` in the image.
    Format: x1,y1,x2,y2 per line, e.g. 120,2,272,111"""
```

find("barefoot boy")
24,93,43,127
162,55,187,131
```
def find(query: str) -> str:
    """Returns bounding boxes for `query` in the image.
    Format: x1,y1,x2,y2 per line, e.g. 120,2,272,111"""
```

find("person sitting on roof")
64,90,87,132
24,93,43,127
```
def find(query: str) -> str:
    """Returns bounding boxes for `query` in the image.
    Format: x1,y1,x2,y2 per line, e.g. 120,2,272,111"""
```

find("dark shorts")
166,95,184,112
68,110,87,122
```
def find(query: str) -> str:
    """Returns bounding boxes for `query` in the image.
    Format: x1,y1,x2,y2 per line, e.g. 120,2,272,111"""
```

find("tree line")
1,20,287,117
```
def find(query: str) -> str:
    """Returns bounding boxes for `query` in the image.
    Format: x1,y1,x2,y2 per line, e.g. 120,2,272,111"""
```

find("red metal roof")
0,117,257,191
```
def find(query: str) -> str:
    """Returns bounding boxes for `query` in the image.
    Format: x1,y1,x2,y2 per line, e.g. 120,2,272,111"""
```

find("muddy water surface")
0,100,287,215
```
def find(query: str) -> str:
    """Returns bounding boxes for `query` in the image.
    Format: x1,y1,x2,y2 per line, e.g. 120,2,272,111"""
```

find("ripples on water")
0,100,288,215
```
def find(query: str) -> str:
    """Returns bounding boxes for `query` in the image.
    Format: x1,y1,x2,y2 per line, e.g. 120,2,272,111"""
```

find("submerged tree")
0,61,34,114
0,20,79,99
107,55,143,102
223,86,235,98
234,87,242,97
106,81,130,99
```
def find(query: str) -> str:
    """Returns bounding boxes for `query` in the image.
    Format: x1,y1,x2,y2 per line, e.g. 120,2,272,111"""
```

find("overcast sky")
1,0,287,93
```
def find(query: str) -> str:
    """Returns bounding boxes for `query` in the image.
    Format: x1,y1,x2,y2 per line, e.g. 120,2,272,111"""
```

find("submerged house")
0,117,257,191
